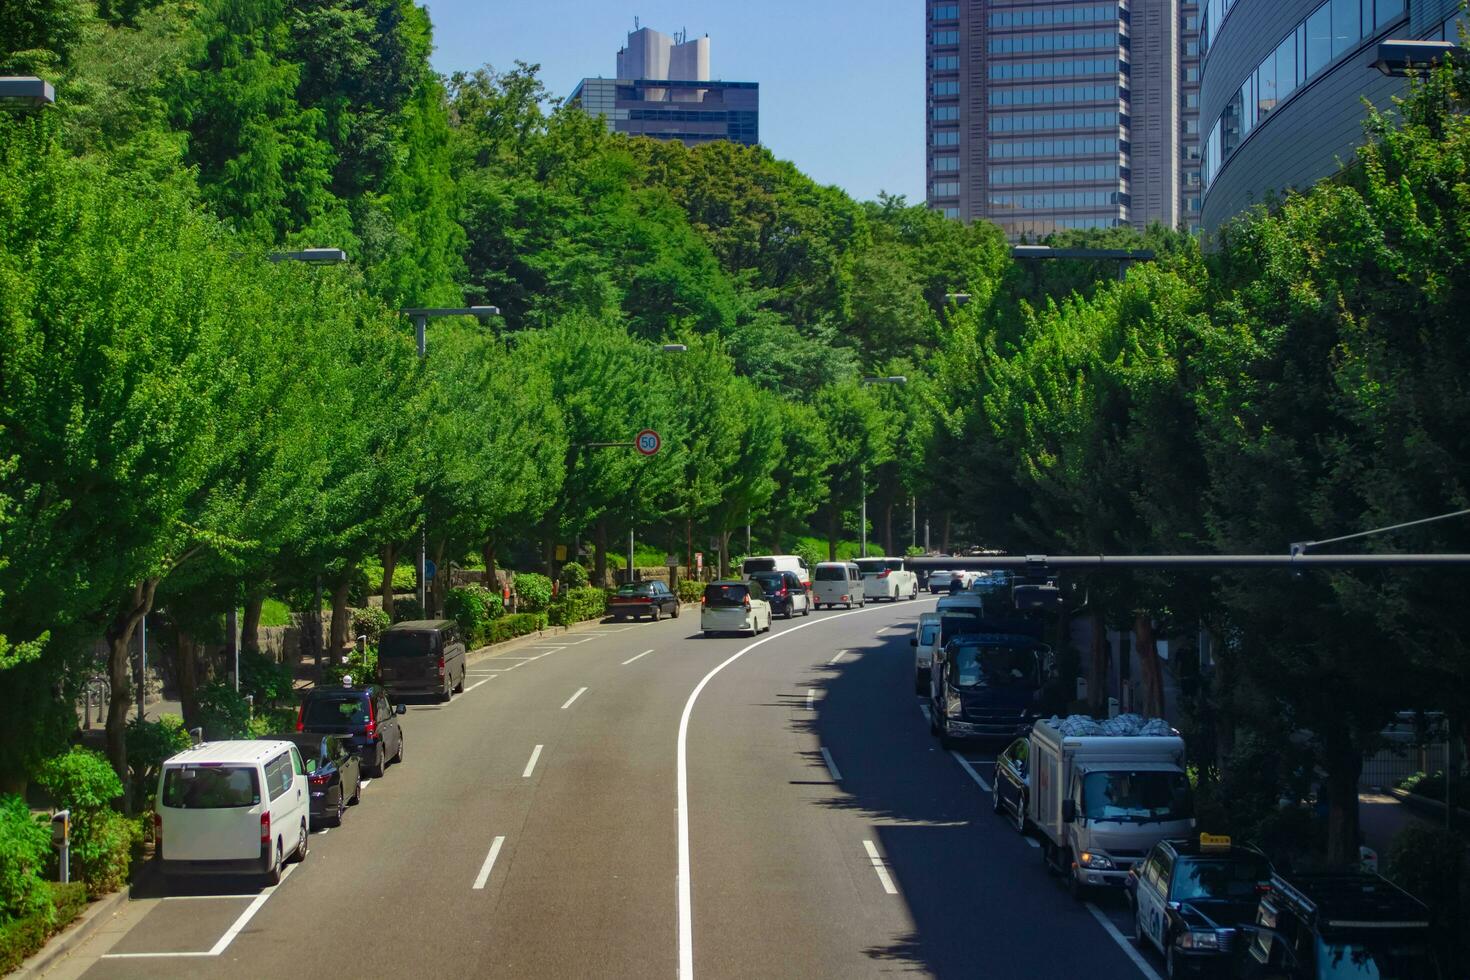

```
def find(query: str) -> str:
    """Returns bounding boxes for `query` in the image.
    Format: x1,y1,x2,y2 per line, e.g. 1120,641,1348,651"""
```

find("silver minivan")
156,740,311,886
812,562,864,609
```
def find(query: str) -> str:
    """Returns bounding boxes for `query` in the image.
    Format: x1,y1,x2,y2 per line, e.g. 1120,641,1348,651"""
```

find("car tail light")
309,773,331,786
437,656,445,677
153,812,162,852
878,569,891,578
260,811,271,847
295,704,304,732
364,697,377,741
743,597,751,610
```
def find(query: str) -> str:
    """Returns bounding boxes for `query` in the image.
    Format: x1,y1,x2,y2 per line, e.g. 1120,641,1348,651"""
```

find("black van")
378,619,467,702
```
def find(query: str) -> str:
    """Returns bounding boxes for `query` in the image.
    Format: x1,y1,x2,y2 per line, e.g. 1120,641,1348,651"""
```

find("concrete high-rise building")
925,1,1201,238
570,26,758,147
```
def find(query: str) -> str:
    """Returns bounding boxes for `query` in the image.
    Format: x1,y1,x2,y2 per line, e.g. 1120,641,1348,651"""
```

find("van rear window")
815,567,847,581
162,766,260,808
380,632,436,658
304,695,369,726
742,558,776,573
704,584,749,606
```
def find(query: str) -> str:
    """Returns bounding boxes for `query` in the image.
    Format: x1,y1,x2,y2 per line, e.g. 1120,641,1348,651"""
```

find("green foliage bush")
0,795,51,923
1387,825,1468,964
489,613,547,643
444,585,503,646
792,540,823,576
247,707,300,739
391,598,424,623
0,882,86,974
558,562,589,589
677,579,705,604
31,749,135,896
514,573,553,612
548,586,608,626
33,749,121,813
125,715,191,809
1397,770,1470,810
195,683,251,740
239,651,295,708
320,646,378,688
351,607,392,647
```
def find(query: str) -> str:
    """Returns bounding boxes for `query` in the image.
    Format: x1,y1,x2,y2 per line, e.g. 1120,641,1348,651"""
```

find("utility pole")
136,615,147,723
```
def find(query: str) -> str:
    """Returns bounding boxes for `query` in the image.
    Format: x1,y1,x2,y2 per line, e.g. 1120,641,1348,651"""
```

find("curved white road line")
675,598,936,979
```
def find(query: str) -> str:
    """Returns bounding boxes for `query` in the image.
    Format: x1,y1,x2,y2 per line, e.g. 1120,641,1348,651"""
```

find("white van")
156,740,311,886
741,555,810,587
812,562,863,609
910,611,941,695
853,557,919,602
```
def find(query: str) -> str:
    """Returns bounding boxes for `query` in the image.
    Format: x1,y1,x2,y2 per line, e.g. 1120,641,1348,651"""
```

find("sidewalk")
1360,789,1437,860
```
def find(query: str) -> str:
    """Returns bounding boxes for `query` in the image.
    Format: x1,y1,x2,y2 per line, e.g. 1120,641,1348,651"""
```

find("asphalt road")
56,598,1160,980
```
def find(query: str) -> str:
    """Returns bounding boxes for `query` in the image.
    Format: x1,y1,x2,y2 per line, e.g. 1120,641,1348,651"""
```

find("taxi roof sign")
1200,833,1231,851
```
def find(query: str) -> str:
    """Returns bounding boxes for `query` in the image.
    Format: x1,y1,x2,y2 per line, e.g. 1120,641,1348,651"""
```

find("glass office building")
926,0,1202,238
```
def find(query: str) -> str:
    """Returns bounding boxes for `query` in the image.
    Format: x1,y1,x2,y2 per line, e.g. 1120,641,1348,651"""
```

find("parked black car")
748,570,811,619
1241,872,1442,980
1127,835,1272,978
268,733,362,827
297,683,405,777
608,581,681,621
991,736,1030,834
378,619,466,702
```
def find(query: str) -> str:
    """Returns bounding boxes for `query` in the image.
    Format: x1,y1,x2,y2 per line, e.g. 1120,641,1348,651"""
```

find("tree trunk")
719,530,732,577
329,571,354,664
594,517,609,588
1133,613,1166,719
942,511,952,555
1089,611,1109,715
241,587,265,656
173,626,201,731
883,500,894,556
380,541,397,620
103,579,159,796
827,506,840,562
431,539,447,617
1323,737,1364,867
771,512,788,553
685,519,694,576
482,537,499,592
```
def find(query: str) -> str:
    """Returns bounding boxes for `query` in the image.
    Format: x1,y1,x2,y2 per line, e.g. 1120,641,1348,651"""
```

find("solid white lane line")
1025,837,1041,848
472,836,506,890
622,649,655,665
464,677,496,692
863,840,899,895
560,686,588,710
162,894,258,901
806,688,816,710
675,596,938,980
828,650,846,665
205,863,298,955
820,747,843,781
919,704,932,722
1087,901,1165,980
950,751,993,792
102,952,215,959
522,744,544,778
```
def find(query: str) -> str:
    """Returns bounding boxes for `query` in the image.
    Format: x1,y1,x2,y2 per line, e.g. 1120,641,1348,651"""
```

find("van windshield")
162,766,260,808
940,613,981,645
1081,770,1191,824
380,632,436,658
814,567,848,581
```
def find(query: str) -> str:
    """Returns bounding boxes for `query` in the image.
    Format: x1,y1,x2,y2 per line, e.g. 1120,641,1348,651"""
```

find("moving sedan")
701,580,772,637
609,580,681,621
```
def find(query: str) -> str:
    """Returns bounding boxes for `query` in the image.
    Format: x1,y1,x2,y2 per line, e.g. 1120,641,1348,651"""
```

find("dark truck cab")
377,619,466,702
929,623,1050,746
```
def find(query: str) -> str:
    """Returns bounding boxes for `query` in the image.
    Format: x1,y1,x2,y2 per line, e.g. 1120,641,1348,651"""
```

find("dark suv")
378,619,467,702
297,683,405,777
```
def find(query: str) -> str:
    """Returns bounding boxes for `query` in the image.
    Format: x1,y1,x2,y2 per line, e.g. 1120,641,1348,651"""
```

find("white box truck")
1027,715,1195,898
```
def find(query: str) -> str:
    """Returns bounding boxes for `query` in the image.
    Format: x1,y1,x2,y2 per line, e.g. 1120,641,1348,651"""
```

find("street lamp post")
857,376,908,556
0,77,56,108
1371,39,1464,76
398,307,500,613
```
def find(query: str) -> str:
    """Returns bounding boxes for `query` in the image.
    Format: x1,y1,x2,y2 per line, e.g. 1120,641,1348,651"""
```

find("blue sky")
420,0,926,205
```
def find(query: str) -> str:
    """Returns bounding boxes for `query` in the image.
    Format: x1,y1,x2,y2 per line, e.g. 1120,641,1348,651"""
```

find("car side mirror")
394,704,407,715
1062,799,1077,823
909,637,918,646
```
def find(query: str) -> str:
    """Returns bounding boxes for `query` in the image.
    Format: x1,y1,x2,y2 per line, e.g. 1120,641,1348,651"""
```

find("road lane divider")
950,751,993,792
560,686,588,710
862,840,899,895
675,596,938,979
828,650,846,665
104,865,300,960
1086,901,1164,980
806,688,816,710
472,836,507,890
464,676,496,693
522,744,544,778
819,747,843,781
622,649,655,665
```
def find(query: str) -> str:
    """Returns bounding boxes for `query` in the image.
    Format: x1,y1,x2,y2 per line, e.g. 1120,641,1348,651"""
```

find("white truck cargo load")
1027,714,1194,897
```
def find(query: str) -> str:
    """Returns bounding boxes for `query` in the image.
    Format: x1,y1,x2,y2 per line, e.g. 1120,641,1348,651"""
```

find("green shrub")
515,573,553,612
195,682,251,740
489,612,547,643
351,606,392,647
677,579,705,603
1387,825,1468,965
559,562,590,589
246,707,299,739
391,598,424,623
32,748,122,813
0,794,51,923
0,882,84,974
239,650,294,707
320,646,378,687
125,716,191,809
444,585,503,646
792,541,823,577
70,808,137,896
548,586,607,626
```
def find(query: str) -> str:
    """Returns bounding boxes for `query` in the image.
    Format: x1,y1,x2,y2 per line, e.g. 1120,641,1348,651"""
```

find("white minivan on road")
853,557,919,602
156,740,311,886
812,562,864,609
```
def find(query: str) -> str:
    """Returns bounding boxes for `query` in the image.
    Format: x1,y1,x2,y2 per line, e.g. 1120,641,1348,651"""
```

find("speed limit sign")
635,429,661,456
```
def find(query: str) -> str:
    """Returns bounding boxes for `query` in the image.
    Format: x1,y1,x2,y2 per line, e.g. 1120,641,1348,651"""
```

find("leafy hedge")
320,646,377,687
0,794,51,922
489,613,547,643
548,586,607,626
444,585,504,646
125,716,191,811
351,606,392,646
0,882,87,975
195,682,251,740
677,579,705,604
514,573,553,612
31,750,137,896
239,650,295,707
558,562,589,589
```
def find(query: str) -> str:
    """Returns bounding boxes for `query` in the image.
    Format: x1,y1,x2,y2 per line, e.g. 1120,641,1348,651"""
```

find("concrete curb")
10,887,129,980
1389,787,1470,826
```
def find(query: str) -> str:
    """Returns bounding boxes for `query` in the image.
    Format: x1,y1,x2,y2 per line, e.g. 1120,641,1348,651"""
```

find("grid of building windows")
990,135,1119,157
933,155,960,171
933,81,960,95
932,29,960,44
989,82,1120,105
989,30,1120,53
989,57,1120,79
1012,216,1125,232
989,4,1118,28
989,162,1121,183
989,190,1124,209
988,109,1119,132
932,3,959,19
1202,0,1406,188
932,181,961,196
933,55,959,69
933,130,960,145
932,105,960,120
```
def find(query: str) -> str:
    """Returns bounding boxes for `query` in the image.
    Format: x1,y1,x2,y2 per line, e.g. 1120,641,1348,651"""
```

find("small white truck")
1027,715,1195,898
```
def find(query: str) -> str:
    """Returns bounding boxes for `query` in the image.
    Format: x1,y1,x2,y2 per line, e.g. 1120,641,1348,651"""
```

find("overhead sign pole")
906,553,1470,571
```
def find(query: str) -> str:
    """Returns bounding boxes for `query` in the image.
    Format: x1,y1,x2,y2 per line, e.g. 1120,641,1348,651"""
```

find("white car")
156,740,310,886
926,570,953,594
701,580,772,637
812,562,864,609
911,612,942,695
853,558,919,602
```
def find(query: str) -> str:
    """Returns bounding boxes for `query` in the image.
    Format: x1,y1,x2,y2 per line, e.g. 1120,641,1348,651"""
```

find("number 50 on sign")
636,429,661,456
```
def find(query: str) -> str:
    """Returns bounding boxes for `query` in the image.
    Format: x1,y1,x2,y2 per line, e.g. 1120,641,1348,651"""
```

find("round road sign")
635,429,661,456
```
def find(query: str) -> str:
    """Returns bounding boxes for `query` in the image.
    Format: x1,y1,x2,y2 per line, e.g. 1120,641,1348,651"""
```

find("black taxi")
1127,833,1272,978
